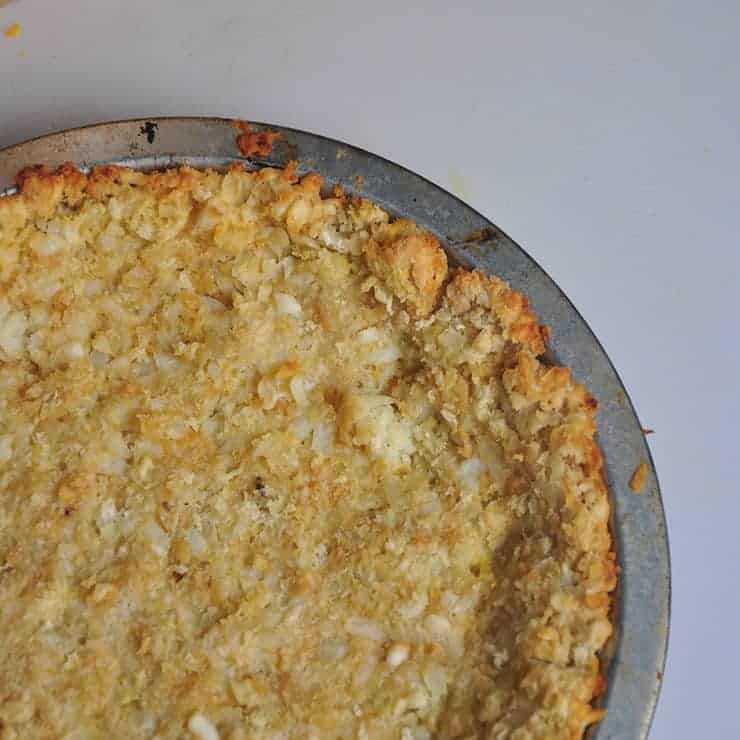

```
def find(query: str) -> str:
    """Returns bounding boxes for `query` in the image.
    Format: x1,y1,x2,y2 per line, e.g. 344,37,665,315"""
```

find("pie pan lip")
0,117,670,739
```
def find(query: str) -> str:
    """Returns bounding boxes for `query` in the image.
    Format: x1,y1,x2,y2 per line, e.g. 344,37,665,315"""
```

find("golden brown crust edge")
439,264,615,739
364,220,448,318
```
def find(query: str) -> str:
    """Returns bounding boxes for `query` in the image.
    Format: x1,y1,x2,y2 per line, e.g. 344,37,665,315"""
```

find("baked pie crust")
0,163,615,739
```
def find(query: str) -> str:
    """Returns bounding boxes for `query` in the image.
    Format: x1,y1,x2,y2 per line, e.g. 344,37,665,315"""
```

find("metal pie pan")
0,118,670,739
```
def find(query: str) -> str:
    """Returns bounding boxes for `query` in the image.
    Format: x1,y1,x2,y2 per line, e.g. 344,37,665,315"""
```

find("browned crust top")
0,163,615,740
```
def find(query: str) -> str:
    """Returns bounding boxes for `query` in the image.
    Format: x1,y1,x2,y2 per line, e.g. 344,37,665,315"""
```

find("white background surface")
2,1,739,737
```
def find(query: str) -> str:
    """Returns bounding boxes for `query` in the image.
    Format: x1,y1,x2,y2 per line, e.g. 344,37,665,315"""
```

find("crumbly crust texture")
0,164,615,740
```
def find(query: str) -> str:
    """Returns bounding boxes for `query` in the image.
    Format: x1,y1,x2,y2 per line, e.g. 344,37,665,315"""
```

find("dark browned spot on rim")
139,121,159,145
464,226,497,243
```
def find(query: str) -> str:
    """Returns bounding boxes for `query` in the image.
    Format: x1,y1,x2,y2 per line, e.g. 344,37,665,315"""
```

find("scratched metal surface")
0,118,670,739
